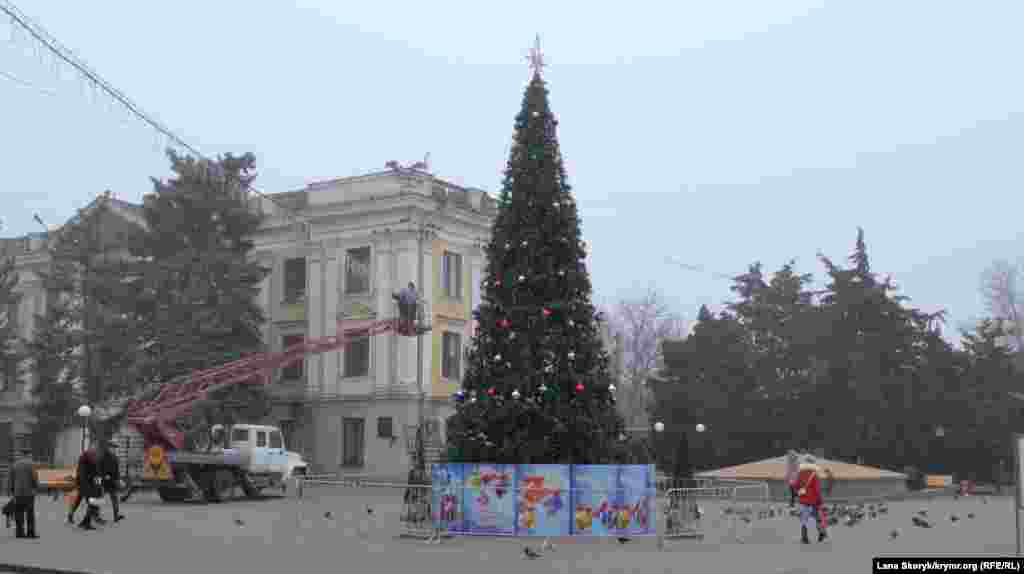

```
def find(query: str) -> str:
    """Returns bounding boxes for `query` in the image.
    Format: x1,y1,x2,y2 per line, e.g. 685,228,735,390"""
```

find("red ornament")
498,318,511,329
488,387,496,396
542,308,552,317
575,383,584,392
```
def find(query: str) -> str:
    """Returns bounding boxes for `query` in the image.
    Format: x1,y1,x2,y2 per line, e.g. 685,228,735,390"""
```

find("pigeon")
324,511,333,520
234,517,245,528
967,513,975,520
523,546,543,559
890,529,901,540
741,516,752,525
617,537,632,544
366,506,374,516
878,505,889,515
950,515,959,523
917,509,928,518
869,511,877,520
912,516,931,529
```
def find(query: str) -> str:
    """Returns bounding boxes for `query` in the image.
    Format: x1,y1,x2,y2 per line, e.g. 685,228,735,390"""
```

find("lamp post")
77,404,92,454
653,421,665,477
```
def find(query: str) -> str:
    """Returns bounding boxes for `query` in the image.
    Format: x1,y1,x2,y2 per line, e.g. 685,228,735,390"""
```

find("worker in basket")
392,281,419,336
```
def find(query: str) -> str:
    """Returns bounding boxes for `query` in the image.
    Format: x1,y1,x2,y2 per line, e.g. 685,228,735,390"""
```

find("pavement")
0,488,1014,574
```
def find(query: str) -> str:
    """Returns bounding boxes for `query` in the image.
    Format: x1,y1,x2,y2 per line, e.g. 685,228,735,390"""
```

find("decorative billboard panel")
432,463,466,532
608,465,656,536
432,463,656,537
463,463,516,535
515,464,571,537
570,465,615,536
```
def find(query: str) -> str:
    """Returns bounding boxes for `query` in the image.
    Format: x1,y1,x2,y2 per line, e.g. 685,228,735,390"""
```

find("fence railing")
661,481,770,545
294,473,773,548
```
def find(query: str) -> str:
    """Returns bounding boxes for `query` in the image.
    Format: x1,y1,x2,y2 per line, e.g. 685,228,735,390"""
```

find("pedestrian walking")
73,448,103,530
99,441,124,523
784,450,800,508
796,455,827,544
9,454,39,539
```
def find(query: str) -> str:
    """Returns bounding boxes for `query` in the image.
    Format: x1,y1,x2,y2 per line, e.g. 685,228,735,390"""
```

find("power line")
0,1,303,222
0,68,55,95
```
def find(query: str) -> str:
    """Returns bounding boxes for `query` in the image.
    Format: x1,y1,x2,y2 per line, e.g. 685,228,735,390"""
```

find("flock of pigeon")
520,495,991,558
228,493,988,559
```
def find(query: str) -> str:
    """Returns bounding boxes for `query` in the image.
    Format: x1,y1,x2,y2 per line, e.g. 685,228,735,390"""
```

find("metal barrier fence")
294,473,773,548
294,474,443,542
661,481,771,546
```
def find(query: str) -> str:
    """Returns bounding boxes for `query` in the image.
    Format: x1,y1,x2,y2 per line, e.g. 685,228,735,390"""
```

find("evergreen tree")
814,228,939,465
26,249,83,460
127,151,271,428
445,69,625,464
0,256,23,393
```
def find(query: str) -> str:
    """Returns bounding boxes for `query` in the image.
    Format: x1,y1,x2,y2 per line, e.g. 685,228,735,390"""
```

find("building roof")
695,454,907,481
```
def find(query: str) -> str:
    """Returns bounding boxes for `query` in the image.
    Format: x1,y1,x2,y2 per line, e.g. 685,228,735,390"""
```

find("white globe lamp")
696,423,706,433
77,405,92,418
653,421,665,433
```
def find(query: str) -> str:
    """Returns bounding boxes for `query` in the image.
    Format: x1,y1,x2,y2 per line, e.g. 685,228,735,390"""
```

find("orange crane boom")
121,316,421,452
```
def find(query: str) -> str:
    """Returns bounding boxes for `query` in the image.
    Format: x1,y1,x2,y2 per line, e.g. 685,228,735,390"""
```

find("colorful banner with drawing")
462,464,516,535
516,464,571,537
433,464,656,537
431,463,466,533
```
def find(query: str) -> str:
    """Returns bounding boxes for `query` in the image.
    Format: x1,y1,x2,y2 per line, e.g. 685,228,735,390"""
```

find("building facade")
1,166,624,481
244,166,495,480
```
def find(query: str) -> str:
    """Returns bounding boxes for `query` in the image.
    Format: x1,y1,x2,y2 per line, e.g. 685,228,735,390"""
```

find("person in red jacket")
795,455,828,544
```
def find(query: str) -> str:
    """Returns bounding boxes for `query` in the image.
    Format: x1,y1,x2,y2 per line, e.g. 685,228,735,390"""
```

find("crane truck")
48,306,428,504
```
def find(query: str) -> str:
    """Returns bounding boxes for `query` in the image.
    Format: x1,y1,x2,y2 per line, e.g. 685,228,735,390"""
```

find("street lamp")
77,404,92,453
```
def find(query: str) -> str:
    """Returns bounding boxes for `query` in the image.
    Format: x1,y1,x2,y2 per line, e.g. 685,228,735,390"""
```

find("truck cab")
211,423,308,490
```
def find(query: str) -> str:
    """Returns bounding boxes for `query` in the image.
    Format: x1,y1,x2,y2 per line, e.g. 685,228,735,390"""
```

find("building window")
343,337,370,377
256,430,267,447
284,257,306,302
442,332,461,380
442,251,462,299
269,430,283,449
377,417,394,439
281,335,304,380
345,247,371,294
342,418,365,467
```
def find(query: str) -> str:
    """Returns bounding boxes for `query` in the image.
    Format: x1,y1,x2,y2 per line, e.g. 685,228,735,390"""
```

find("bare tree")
605,287,687,427
980,259,1024,352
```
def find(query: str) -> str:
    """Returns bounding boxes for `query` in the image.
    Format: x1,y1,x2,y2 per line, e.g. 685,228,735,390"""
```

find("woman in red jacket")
795,456,828,544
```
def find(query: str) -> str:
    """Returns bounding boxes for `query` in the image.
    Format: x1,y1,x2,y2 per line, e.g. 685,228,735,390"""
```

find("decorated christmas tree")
445,40,626,465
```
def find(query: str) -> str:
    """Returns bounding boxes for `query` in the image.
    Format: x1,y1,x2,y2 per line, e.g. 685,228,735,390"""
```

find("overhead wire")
0,0,306,226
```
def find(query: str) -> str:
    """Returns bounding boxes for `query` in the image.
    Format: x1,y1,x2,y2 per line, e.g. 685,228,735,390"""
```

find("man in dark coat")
98,441,124,522
74,448,103,530
9,455,39,538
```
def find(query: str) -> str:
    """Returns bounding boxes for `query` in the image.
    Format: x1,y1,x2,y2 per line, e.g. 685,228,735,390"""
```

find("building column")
307,247,325,397
374,239,394,396
418,237,434,398
394,239,418,393
322,245,340,396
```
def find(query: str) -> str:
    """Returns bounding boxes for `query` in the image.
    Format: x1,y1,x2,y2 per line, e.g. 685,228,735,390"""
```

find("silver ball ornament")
511,389,521,399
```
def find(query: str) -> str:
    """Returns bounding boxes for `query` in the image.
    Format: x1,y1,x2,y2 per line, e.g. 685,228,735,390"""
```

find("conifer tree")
0,256,23,394
445,65,625,464
126,151,272,432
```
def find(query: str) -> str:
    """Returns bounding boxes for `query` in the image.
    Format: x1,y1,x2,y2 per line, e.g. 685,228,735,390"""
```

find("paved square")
0,490,1013,574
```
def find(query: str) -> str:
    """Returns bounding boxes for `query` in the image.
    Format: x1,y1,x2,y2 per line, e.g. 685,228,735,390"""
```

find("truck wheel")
157,486,190,503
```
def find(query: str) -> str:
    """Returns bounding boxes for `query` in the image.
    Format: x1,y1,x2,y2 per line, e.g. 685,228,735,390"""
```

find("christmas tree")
445,41,626,465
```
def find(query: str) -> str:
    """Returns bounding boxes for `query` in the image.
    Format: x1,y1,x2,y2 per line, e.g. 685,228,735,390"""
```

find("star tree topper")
526,34,546,77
